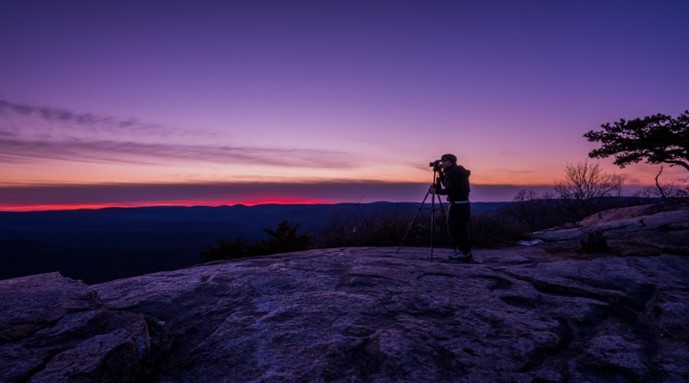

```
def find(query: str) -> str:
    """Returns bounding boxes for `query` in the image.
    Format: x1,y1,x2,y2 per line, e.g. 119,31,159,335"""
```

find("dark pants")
447,203,471,254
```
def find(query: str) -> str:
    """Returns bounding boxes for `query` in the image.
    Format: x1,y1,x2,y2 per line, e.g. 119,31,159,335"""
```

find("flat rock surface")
1,203,688,382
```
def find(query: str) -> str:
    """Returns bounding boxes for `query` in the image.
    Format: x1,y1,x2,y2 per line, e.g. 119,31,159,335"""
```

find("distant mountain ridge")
0,202,507,283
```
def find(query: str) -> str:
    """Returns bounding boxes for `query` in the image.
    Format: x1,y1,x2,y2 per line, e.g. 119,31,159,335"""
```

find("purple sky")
1,0,688,210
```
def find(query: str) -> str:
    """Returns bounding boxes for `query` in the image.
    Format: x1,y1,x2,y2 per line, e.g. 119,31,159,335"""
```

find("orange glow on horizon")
0,197,335,212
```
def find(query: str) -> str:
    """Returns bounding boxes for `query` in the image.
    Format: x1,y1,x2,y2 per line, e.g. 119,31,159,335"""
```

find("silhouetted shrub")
581,230,609,252
314,205,420,247
201,236,251,262
499,194,571,232
468,212,530,248
314,205,527,250
252,220,311,255
501,190,657,232
201,220,310,262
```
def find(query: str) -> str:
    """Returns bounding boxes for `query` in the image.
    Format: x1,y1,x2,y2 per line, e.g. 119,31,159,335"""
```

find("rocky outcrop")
0,273,169,382
1,204,688,382
531,202,689,256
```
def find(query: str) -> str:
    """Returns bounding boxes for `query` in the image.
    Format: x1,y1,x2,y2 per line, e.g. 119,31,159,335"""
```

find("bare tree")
505,189,563,231
553,162,624,220
655,166,667,200
635,166,689,200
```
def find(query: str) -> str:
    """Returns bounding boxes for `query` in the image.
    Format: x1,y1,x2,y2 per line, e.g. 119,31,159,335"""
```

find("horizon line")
0,181,658,212
0,200,516,213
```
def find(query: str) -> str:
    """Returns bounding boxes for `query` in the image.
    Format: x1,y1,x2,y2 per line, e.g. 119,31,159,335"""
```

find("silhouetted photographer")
429,153,473,261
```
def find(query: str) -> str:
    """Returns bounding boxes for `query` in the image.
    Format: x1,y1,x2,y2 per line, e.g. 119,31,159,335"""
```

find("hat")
441,153,457,164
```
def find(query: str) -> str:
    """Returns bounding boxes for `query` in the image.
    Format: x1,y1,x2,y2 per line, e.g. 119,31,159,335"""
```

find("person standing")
429,153,473,261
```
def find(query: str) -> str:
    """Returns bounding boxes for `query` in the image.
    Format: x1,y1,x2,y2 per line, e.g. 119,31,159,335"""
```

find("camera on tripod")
397,158,450,260
429,159,443,172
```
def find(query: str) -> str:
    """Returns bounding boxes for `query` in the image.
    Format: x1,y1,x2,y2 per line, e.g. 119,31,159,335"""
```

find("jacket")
438,164,471,202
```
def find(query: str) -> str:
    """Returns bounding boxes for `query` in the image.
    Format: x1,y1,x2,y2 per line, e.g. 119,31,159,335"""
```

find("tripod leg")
396,189,432,254
430,192,435,262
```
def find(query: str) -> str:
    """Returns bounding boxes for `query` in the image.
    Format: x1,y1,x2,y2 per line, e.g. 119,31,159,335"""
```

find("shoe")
449,252,473,261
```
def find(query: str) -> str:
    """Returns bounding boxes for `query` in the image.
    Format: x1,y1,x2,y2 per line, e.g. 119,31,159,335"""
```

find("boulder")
532,203,689,256
0,273,168,382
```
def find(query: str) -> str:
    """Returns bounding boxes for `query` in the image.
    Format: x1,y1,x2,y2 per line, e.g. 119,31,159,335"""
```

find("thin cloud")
0,99,209,138
489,168,535,174
0,137,354,167
0,99,355,168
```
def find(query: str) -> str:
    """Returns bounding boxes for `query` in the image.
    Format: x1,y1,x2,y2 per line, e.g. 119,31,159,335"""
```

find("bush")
201,237,251,262
314,205,529,250
468,212,530,248
252,220,311,255
201,220,310,262
314,205,420,247
499,192,572,232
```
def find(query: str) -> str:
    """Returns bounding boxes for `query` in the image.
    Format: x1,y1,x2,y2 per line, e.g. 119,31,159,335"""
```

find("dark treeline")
202,195,666,263
0,203,501,283
1,195,683,284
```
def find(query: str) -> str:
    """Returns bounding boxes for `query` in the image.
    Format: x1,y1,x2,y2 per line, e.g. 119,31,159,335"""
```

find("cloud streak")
0,136,354,168
0,99,205,138
0,100,354,168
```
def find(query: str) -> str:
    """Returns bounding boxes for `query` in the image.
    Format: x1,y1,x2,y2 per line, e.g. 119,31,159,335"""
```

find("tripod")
396,168,448,261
